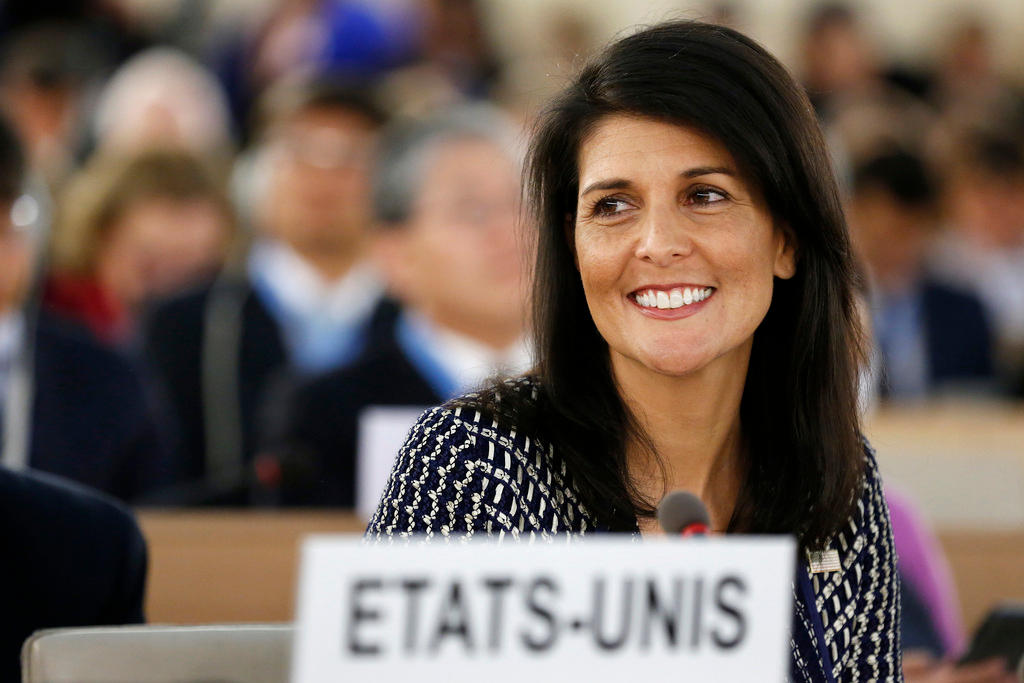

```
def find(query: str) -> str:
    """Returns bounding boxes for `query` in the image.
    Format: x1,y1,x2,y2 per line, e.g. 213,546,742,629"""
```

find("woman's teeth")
635,287,713,310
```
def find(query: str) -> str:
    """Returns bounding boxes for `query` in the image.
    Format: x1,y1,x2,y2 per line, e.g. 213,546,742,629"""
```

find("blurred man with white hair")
90,46,234,156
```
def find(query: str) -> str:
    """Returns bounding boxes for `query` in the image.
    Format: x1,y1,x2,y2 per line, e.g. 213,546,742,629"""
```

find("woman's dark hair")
471,20,866,549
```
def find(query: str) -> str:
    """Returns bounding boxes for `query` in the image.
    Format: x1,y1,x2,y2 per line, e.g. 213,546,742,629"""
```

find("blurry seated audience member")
0,466,146,682
0,23,105,185
847,149,994,399
263,105,529,507
798,3,939,179
143,78,392,504
799,4,935,140
90,47,235,158
0,115,171,500
799,3,881,118
213,0,416,138
45,149,234,345
856,283,1012,683
932,18,1006,116
892,483,1017,682
928,130,1024,394
887,486,963,655
404,0,503,99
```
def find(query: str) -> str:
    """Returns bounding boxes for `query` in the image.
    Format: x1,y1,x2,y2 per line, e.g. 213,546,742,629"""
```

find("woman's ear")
773,224,798,280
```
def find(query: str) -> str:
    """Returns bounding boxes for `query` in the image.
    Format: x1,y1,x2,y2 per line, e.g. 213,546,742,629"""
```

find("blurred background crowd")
1,0,1023,675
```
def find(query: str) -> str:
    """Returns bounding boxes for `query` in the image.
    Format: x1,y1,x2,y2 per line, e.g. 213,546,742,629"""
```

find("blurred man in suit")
847,148,995,399
0,466,147,681
262,105,529,509
142,77,393,504
0,113,170,500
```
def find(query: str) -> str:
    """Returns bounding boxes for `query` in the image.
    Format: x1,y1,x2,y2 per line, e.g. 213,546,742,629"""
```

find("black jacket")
142,275,398,504
22,314,170,501
0,467,146,682
265,337,441,507
920,280,993,389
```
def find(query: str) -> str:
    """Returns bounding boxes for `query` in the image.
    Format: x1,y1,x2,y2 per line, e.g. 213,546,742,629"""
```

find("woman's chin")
624,349,714,378
645,359,707,377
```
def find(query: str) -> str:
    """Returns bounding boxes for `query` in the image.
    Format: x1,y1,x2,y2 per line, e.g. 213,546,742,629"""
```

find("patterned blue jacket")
368,388,903,682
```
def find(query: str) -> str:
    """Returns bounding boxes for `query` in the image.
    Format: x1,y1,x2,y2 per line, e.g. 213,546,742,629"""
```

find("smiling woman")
367,20,899,682
574,117,795,387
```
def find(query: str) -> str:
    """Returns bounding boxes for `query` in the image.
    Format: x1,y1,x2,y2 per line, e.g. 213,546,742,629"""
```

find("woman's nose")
633,206,694,265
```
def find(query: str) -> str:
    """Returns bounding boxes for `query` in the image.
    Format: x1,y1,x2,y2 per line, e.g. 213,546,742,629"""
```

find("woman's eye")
592,197,632,216
689,187,727,205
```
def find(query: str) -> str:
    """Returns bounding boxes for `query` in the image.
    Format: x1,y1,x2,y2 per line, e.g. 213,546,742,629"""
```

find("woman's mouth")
630,286,715,310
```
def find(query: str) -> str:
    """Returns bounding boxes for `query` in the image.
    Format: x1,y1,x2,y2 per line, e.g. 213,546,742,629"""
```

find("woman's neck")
612,345,750,534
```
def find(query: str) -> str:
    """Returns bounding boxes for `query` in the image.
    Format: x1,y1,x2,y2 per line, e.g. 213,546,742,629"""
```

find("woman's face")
573,115,796,381
98,196,231,310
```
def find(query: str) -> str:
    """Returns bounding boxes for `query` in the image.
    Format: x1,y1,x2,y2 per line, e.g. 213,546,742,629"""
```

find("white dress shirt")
247,239,386,373
400,311,531,397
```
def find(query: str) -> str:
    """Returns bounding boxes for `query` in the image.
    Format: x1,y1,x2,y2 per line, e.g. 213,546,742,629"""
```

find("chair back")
21,623,293,683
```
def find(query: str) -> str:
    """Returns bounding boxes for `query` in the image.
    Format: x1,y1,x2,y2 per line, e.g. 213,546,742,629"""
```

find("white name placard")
292,535,796,683
355,406,428,521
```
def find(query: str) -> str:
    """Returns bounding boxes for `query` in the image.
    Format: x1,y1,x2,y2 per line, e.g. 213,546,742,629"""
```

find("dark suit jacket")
26,315,171,502
920,280,994,389
0,467,146,682
900,573,945,658
265,338,441,507
142,277,287,490
142,275,399,504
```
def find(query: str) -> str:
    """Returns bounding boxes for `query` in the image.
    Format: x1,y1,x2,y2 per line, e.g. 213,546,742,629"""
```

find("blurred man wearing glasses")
143,77,394,504
262,105,530,510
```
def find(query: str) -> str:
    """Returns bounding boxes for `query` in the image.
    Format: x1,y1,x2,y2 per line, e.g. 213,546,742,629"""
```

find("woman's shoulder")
366,377,595,539
801,437,901,679
815,438,894,574
410,375,546,455
849,438,892,543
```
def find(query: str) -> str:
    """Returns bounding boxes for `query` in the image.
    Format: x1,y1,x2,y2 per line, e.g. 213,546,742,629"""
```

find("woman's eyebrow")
579,178,632,197
682,165,735,178
580,165,737,197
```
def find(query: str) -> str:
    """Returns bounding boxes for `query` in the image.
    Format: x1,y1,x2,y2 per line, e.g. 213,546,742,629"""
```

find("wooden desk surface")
865,402,1024,449
936,529,1024,633
865,403,1024,528
138,510,1024,634
139,511,364,624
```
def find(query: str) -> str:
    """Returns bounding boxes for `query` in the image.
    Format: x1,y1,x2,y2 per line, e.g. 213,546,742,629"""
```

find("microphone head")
657,490,711,534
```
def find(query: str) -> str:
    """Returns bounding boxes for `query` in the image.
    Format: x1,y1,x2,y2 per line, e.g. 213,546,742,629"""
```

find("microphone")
137,446,321,506
249,444,323,505
657,490,711,536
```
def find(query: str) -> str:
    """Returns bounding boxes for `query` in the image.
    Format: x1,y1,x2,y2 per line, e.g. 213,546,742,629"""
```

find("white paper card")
356,406,429,521
292,535,796,683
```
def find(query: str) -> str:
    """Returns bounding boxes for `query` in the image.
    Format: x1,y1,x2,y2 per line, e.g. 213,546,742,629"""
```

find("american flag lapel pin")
808,549,841,574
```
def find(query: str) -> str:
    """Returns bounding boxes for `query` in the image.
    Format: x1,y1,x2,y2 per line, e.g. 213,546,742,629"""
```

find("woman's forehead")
576,116,744,187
